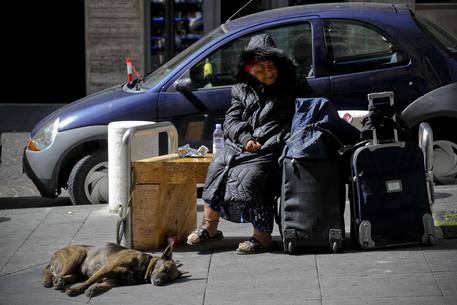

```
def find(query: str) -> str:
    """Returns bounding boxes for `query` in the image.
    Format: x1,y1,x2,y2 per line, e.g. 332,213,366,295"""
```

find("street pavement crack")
202,248,213,305
314,254,323,305
422,250,449,305
70,209,93,244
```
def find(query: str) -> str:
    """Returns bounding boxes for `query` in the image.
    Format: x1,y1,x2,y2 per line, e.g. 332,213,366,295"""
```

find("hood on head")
235,33,297,89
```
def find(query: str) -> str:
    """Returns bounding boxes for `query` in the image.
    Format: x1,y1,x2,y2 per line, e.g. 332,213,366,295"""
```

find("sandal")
236,237,274,255
187,227,223,246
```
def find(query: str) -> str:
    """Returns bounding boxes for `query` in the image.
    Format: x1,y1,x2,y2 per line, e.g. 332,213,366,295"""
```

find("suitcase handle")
367,91,394,107
367,91,398,144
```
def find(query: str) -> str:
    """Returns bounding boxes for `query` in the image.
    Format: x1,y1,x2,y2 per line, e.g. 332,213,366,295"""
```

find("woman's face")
249,60,277,85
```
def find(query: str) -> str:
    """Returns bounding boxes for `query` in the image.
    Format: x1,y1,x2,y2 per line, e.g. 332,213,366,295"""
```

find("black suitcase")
350,92,435,249
278,97,360,254
280,158,345,254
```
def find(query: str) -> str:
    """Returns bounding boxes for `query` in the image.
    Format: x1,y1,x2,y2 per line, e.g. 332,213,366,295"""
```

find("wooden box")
131,153,212,250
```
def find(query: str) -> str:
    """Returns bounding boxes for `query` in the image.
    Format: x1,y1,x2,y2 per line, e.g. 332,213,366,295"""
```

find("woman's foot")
236,230,273,255
186,224,223,245
187,204,222,245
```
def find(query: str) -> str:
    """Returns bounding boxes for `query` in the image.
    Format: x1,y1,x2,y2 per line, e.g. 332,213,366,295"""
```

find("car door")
157,19,329,149
323,19,417,110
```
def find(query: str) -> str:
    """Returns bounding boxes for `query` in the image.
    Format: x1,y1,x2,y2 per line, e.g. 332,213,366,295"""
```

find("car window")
141,27,225,90
173,22,312,91
324,19,409,74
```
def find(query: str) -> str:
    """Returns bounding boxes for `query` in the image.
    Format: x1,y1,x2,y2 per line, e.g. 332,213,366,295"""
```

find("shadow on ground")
0,196,79,209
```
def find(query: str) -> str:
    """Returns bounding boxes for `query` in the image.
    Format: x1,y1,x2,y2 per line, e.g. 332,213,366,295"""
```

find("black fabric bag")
282,97,361,161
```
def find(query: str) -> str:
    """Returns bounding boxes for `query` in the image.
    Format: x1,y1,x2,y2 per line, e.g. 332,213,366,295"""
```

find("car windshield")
140,27,226,90
414,15,457,53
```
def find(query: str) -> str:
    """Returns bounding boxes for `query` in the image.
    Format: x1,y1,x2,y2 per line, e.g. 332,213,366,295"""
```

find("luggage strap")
115,189,133,244
311,124,369,156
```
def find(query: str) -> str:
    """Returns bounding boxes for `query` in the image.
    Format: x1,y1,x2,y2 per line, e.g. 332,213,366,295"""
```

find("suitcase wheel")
428,234,435,246
288,241,295,254
332,241,339,253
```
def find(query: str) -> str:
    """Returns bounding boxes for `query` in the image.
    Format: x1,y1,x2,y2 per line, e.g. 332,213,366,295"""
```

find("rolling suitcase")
280,158,345,254
278,97,360,254
350,92,435,249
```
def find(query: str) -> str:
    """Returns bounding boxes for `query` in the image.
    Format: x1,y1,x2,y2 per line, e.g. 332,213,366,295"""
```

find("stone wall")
346,0,415,9
85,0,145,94
347,0,457,39
416,3,457,39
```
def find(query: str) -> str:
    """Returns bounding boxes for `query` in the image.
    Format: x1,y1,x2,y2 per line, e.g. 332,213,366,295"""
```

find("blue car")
23,3,457,205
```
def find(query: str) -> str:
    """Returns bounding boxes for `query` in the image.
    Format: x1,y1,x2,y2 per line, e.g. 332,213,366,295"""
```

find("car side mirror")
174,78,193,93
173,78,210,115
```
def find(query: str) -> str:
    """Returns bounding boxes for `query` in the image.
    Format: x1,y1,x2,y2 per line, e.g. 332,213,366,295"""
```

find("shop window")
150,0,203,71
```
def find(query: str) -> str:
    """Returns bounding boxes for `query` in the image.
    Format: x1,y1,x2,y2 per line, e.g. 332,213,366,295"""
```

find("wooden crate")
131,153,212,250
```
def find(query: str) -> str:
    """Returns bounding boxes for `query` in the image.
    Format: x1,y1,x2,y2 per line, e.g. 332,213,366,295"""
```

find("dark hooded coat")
202,34,312,232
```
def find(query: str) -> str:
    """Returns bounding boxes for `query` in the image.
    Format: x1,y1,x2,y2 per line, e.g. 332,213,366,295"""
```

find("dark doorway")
2,0,86,104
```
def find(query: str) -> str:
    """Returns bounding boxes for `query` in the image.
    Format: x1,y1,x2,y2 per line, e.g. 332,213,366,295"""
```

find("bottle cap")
216,123,221,129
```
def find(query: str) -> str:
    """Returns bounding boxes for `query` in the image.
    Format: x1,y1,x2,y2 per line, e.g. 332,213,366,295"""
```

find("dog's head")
145,243,187,286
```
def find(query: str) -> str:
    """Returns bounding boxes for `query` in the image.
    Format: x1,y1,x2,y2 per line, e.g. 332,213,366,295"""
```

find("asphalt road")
0,132,74,209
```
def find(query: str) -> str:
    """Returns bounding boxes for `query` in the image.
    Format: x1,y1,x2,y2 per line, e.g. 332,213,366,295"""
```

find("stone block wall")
416,3,457,39
85,0,145,94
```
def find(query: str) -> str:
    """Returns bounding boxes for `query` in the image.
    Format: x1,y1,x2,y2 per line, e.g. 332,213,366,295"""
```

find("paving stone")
323,296,446,305
445,294,457,305
0,265,88,305
424,246,457,272
320,272,441,299
434,272,457,297
317,249,431,276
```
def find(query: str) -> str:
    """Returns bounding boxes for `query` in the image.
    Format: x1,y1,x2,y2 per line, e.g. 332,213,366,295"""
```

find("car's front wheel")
68,150,108,205
433,138,457,185
424,119,457,185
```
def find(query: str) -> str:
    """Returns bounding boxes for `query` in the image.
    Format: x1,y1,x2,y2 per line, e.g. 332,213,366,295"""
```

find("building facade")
85,0,457,95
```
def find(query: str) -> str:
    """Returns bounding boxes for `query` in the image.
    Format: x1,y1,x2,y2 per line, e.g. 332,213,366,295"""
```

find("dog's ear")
161,242,173,259
144,257,158,282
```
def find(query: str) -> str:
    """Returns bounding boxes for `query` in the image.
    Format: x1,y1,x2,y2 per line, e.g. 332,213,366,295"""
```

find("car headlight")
27,118,60,151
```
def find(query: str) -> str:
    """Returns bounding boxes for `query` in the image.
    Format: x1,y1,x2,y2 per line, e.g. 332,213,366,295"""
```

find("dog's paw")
65,286,82,297
53,278,65,290
85,287,100,298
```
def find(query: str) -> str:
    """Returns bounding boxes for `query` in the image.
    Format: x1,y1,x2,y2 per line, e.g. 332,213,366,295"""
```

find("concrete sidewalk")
1,187,457,305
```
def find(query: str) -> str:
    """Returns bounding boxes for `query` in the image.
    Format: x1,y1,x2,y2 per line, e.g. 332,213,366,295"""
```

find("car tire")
433,138,457,185
428,122,457,185
68,150,108,205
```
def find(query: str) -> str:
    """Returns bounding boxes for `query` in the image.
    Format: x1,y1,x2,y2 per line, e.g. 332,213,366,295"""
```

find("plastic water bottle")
212,124,224,156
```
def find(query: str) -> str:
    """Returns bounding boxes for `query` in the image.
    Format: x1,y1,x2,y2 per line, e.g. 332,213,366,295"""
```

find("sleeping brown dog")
42,242,186,297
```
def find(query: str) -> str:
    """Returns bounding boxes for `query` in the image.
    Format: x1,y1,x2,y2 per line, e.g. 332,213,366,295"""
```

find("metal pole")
117,121,178,247
418,122,434,205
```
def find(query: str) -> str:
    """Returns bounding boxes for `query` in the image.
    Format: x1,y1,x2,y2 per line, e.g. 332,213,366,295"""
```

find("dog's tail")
42,265,53,288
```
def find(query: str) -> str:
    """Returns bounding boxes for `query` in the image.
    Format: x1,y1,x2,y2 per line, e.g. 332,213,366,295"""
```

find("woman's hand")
245,139,262,152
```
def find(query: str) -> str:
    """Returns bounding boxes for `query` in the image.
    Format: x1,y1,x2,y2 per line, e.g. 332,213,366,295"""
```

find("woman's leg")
237,227,273,253
253,228,273,247
202,203,220,235
187,203,221,245
236,204,274,254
